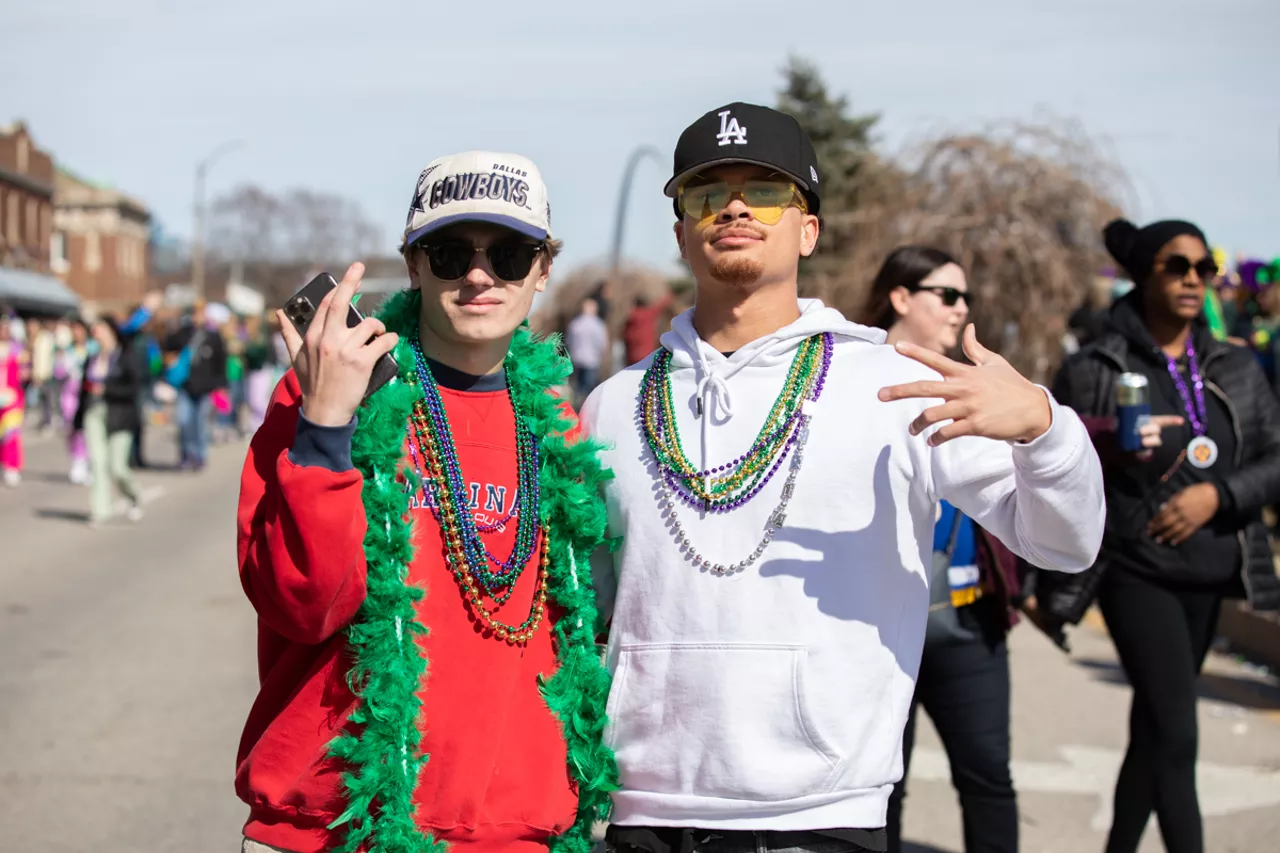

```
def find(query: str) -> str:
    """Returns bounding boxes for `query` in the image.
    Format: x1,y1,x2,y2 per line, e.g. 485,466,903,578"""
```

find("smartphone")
283,272,399,402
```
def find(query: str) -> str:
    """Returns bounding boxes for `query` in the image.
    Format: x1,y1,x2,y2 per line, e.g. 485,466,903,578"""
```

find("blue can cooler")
1116,373,1151,453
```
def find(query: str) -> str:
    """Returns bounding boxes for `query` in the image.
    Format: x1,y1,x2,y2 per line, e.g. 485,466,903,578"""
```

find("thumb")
961,324,993,365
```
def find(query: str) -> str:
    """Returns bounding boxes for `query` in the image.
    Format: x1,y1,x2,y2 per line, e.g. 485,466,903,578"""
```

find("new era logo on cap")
403,151,552,247
665,102,822,215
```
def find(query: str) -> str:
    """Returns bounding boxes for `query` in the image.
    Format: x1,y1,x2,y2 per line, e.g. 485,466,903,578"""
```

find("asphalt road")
1,426,1277,853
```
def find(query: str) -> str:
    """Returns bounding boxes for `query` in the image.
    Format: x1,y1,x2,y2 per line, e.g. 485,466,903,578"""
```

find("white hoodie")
579,299,1104,831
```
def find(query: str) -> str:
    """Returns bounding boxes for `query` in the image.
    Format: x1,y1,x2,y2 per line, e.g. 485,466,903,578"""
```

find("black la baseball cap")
664,101,822,216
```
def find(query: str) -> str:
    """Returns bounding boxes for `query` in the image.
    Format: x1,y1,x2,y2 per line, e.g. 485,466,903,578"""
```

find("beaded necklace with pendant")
642,333,834,574
406,341,545,627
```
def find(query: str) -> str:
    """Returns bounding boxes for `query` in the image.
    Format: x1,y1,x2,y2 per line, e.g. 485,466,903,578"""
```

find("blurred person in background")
26,318,57,432
216,317,247,443
1067,272,1117,351
76,316,147,526
564,296,608,402
63,319,92,484
1042,218,1280,853
164,300,228,470
0,315,25,486
622,290,673,365
242,314,278,434
861,246,1026,853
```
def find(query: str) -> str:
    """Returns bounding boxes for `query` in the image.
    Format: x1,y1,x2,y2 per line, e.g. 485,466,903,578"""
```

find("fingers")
349,316,386,347
878,379,954,403
366,331,401,360
325,263,365,336
1149,415,1186,429
306,286,336,350
277,310,304,362
892,340,963,378
909,401,967,436
960,324,994,366
925,418,974,447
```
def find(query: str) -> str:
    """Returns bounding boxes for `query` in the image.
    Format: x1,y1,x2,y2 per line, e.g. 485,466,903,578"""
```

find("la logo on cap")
716,109,747,147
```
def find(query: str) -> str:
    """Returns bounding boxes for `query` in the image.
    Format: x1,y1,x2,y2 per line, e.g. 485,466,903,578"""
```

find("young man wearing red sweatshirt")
235,151,616,853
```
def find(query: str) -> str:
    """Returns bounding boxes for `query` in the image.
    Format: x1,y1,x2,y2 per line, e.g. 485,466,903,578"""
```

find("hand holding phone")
278,262,400,427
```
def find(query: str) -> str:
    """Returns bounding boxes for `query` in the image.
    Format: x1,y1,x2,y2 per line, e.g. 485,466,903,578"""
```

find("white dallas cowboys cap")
402,150,552,248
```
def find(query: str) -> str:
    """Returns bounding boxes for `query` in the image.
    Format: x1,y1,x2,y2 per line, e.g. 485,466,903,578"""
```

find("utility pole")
191,140,243,300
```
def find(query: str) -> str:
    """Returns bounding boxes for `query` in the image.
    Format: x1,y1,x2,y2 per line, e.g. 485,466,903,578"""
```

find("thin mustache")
711,225,767,241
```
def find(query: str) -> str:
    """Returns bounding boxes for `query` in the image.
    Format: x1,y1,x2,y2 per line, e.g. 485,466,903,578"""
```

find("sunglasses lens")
488,243,541,281
1163,256,1192,277
679,180,802,225
1195,260,1219,280
425,242,473,280
680,184,730,222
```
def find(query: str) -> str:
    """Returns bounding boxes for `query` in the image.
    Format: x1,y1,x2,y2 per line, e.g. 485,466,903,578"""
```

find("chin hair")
709,256,765,288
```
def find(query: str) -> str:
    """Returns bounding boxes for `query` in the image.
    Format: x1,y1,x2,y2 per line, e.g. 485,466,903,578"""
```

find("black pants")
1097,569,1222,853
606,826,882,853
887,601,1016,853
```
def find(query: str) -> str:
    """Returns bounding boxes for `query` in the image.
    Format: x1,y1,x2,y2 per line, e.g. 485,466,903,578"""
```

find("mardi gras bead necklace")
406,339,546,628
640,334,831,510
641,333,834,574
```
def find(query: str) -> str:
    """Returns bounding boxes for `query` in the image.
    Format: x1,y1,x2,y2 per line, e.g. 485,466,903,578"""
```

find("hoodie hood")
659,298,883,420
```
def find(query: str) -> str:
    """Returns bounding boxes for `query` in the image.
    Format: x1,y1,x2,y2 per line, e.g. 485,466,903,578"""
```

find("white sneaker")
2,469,19,487
126,504,144,523
69,461,89,485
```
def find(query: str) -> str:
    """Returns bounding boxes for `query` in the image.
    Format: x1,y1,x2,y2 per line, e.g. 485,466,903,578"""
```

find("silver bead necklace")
659,415,812,575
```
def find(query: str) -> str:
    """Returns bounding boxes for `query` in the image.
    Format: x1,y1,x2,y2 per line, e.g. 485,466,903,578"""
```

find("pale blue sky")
3,0,1277,288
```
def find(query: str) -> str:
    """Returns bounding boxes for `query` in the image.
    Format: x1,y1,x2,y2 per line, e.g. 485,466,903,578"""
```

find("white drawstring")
695,371,734,420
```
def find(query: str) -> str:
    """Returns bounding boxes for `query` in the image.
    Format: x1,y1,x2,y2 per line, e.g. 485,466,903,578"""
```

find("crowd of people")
4,100,1270,853
0,299,287,525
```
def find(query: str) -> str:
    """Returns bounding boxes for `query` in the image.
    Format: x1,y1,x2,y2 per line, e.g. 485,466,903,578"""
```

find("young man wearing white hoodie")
580,102,1106,853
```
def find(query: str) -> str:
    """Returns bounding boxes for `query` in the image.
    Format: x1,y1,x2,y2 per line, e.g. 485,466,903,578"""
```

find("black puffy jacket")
1036,294,1280,621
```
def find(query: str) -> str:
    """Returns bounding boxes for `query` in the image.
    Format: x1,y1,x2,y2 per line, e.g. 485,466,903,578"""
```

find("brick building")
53,169,153,309
0,122,55,273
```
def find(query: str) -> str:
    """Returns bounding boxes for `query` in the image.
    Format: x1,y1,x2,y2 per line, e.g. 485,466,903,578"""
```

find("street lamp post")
610,144,662,273
191,140,243,300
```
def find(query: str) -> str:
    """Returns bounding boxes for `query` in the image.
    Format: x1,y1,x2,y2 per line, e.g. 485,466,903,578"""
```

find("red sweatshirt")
235,367,577,853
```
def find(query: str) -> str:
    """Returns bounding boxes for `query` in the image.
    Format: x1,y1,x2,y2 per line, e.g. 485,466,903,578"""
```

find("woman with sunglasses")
1042,218,1280,853
861,246,1025,853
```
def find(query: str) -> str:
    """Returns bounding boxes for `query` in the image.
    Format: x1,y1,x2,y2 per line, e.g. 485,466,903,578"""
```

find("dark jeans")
606,826,883,853
1097,569,1222,853
887,600,1016,853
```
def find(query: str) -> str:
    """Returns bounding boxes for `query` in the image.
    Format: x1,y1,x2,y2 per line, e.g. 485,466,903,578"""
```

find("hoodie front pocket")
604,642,842,802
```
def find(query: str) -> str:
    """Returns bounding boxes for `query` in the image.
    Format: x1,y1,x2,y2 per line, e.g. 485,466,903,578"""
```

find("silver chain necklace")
658,414,812,575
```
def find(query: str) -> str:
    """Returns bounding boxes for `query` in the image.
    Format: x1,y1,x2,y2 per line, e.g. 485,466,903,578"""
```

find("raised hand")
877,324,1053,446
277,262,399,427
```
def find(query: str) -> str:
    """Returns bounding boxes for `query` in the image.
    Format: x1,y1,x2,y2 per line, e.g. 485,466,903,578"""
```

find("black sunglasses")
906,283,973,308
415,240,545,282
1161,254,1219,281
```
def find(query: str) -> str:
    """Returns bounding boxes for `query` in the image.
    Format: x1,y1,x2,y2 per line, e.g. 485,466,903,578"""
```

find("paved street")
1,427,1278,853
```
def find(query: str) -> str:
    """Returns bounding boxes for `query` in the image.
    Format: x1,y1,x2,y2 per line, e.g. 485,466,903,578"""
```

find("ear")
674,220,688,261
534,257,551,293
404,250,422,291
888,286,912,318
799,213,820,258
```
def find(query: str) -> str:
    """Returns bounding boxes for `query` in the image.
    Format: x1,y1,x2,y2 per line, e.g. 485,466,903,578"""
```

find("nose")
715,195,755,224
464,250,496,287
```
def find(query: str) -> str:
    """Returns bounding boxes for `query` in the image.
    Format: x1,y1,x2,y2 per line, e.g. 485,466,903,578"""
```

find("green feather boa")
325,288,618,853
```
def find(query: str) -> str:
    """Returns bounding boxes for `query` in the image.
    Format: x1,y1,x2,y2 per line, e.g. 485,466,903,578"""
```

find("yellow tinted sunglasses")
677,179,808,226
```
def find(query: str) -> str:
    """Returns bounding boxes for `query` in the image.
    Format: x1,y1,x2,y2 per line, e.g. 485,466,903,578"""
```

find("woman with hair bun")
1040,218,1280,853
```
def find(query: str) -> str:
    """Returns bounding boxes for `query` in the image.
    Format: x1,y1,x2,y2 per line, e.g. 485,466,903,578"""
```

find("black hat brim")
663,157,814,198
